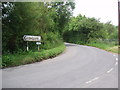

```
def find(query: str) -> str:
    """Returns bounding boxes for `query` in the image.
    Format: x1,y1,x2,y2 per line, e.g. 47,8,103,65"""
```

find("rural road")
2,43,118,88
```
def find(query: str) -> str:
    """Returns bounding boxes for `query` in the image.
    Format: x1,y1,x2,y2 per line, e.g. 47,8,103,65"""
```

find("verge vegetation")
2,44,65,68
2,2,119,68
2,2,75,68
63,15,118,54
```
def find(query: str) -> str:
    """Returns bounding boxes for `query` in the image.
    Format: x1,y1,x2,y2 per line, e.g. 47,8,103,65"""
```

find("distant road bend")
2,43,118,88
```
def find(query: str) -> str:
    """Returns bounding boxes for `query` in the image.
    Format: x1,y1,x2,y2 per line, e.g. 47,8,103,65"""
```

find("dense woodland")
2,2,118,54
63,15,118,45
2,2,75,54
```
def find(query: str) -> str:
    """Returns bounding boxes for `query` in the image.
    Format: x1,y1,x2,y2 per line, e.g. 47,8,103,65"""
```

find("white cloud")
73,0,118,25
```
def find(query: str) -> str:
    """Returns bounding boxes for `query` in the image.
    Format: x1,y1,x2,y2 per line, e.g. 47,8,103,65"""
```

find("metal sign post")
36,42,41,51
38,45,40,51
27,42,29,51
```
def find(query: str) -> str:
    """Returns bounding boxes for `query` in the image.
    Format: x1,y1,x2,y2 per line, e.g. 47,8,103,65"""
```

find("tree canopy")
2,2,75,53
63,14,118,44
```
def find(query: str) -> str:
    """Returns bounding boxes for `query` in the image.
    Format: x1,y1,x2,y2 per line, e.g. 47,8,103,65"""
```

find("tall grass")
2,44,66,68
86,40,118,54
64,33,118,54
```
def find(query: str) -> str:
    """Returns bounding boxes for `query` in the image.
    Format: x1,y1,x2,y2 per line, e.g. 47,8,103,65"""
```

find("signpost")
23,35,41,51
36,42,41,51
23,35,41,42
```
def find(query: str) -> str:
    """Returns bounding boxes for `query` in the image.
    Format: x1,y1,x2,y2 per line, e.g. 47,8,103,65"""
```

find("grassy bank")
2,44,66,68
86,42,118,54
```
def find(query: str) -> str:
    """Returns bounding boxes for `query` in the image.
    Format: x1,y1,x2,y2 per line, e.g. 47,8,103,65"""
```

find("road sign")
23,35,41,42
36,42,41,45
36,42,41,51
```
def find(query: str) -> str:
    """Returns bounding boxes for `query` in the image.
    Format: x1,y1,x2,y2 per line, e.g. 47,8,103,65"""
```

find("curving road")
2,43,118,88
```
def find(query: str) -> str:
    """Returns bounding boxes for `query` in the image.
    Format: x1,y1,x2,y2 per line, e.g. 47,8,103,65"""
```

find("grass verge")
86,42,119,54
2,44,66,68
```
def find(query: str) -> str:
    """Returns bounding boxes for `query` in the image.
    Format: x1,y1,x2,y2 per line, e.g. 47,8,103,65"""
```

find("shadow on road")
65,43,77,47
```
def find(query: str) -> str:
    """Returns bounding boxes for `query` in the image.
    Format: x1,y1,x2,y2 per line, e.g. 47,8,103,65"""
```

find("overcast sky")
73,0,118,26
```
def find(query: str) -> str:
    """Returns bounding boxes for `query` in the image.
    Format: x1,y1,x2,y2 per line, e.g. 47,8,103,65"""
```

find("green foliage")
63,14,118,45
2,2,74,54
63,14,118,53
2,1,75,67
40,32,63,49
2,44,66,68
86,41,118,54
2,2,41,53
47,2,75,35
0,56,2,68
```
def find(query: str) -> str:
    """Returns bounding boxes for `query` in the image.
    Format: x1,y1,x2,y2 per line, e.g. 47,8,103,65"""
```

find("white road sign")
36,42,41,45
23,35,41,42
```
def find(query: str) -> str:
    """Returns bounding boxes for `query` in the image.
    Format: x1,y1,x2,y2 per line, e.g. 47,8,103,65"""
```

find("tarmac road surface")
2,43,118,88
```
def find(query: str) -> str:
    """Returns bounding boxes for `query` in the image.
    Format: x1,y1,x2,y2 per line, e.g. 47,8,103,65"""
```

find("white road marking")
116,58,118,61
92,77,99,81
85,81,92,84
115,62,118,65
85,77,99,84
107,68,113,73
113,55,116,57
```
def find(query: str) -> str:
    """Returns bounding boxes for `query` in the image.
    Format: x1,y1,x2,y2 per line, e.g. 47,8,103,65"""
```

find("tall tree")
2,2,68,53
2,2,42,53
47,1,75,35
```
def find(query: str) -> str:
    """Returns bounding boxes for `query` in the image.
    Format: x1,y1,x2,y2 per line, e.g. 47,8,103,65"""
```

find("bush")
2,44,66,68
